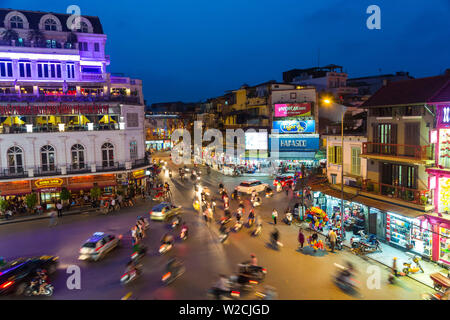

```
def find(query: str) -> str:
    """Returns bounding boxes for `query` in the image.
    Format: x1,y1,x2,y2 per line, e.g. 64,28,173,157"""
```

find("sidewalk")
311,227,448,289
0,206,100,226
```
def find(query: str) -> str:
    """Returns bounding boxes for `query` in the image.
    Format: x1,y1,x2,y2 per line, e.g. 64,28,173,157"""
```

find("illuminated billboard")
272,120,315,134
245,132,268,150
274,103,311,117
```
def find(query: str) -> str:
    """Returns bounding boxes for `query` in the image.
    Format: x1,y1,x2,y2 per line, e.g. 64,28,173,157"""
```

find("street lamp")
322,98,347,239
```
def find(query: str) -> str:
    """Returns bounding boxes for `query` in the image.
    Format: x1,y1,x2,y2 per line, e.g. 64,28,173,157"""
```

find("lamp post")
323,98,346,239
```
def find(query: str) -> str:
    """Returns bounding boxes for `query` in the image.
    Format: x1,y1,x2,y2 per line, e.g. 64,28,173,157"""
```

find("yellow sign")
132,169,146,179
35,178,64,189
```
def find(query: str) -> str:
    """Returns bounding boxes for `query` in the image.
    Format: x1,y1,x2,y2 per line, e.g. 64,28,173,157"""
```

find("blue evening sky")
2,0,449,104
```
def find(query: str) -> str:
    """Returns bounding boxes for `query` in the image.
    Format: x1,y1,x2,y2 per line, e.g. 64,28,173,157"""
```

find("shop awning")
352,195,426,219
310,184,355,201
276,152,316,160
67,183,94,191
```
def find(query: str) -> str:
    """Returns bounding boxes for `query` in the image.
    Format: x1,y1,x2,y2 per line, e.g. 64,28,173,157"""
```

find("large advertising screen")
272,120,315,134
274,103,311,117
245,132,268,150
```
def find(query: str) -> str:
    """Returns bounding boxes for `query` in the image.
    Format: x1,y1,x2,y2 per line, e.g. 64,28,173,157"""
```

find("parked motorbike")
24,283,54,297
326,235,343,251
403,256,424,275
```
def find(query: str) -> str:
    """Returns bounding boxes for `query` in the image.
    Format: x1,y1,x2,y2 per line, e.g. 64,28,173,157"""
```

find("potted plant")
25,193,38,214
60,187,71,208
0,199,8,217
90,186,102,207
420,195,428,205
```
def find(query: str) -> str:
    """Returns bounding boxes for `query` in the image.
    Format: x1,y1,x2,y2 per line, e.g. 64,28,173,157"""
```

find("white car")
150,202,182,221
235,180,269,195
79,232,120,261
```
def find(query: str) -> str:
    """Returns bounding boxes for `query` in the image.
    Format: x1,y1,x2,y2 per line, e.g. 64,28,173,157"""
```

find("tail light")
0,281,14,289
131,252,138,259
262,268,267,273
231,291,240,297
121,274,128,280
150,211,153,216
162,272,171,281
249,280,258,284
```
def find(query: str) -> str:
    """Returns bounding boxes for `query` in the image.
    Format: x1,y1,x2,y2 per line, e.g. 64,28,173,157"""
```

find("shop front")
132,169,149,192
146,140,164,151
270,134,320,171
34,178,65,205
0,180,32,199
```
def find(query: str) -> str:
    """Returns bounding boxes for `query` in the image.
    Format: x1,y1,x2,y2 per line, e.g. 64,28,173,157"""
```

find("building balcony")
246,97,268,106
359,179,433,211
0,93,141,105
0,159,151,181
0,40,78,52
0,123,119,135
361,142,434,165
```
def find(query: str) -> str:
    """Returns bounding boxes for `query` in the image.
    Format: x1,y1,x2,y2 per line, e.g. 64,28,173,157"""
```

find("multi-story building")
283,65,358,101
0,9,149,205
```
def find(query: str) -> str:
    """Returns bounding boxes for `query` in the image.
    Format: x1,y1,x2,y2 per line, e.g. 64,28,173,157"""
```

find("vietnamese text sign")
274,103,311,117
270,136,320,152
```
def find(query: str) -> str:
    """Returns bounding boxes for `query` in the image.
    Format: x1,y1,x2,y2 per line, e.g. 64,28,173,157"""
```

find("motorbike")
169,171,173,178
171,216,181,229
219,231,229,243
220,216,232,225
238,262,267,281
137,217,150,230
208,287,240,300
131,245,147,262
283,213,293,225
265,189,273,198
159,242,173,255
120,268,141,285
252,224,262,237
180,227,188,240
326,235,343,251
255,286,277,300
402,256,424,275
247,217,255,228
333,263,359,294
162,265,186,285
350,231,381,252
24,283,54,297
233,220,243,232
251,197,261,207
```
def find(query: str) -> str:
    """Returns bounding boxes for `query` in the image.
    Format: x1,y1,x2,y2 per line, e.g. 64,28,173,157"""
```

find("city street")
0,154,433,300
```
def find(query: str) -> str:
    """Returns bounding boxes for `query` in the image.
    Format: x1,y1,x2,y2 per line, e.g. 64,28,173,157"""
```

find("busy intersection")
0,153,434,300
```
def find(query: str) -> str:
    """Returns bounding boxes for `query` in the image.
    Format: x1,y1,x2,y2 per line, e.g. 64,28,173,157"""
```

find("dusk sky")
2,0,449,104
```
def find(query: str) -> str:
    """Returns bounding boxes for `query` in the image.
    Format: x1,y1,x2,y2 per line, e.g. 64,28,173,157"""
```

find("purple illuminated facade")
0,9,149,205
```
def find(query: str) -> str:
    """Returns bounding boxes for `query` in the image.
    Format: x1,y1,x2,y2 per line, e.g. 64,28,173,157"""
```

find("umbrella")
2,116,25,126
99,115,117,124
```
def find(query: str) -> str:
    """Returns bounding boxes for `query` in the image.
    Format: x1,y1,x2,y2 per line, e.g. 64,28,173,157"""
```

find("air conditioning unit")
117,173,126,180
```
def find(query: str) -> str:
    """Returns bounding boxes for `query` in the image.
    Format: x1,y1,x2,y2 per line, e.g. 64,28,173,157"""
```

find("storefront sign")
35,178,64,189
0,105,109,116
272,120,315,134
132,169,146,179
270,135,320,152
274,103,311,117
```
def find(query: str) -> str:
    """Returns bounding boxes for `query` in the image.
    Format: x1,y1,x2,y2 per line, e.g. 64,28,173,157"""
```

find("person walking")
298,229,305,249
56,202,63,218
49,209,57,227
328,228,337,253
272,209,278,225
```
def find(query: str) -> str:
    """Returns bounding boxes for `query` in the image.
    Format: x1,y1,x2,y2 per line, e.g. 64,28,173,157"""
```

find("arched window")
101,143,114,167
10,16,24,29
71,144,85,170
7,146,24,174
79,21,89,33
41,145,55,172
44,18,58,31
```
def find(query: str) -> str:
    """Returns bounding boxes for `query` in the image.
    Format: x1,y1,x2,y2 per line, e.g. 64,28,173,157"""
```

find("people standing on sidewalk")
56,202,63,218
328,228,337,253
272,209,278,225
298,229,305,249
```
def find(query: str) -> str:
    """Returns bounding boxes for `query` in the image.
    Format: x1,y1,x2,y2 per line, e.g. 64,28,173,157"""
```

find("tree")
90,186,102,200
27,29,45,46
60,188,71,203
3,29,19,42
128,184,136,197
0,199,8,213
25,193,38,212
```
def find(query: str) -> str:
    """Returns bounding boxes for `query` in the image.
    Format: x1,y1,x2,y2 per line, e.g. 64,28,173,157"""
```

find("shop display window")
439,129,450,168
387,213,432,257
440,227,450,264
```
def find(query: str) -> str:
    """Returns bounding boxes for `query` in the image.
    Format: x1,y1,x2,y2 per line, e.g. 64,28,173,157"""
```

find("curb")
0,207,100,226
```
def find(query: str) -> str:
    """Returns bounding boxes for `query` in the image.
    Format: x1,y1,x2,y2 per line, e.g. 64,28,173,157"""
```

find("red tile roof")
361,73,450,108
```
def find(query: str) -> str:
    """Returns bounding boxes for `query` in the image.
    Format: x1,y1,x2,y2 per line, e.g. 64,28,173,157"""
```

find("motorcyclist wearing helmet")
35,269,48,295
